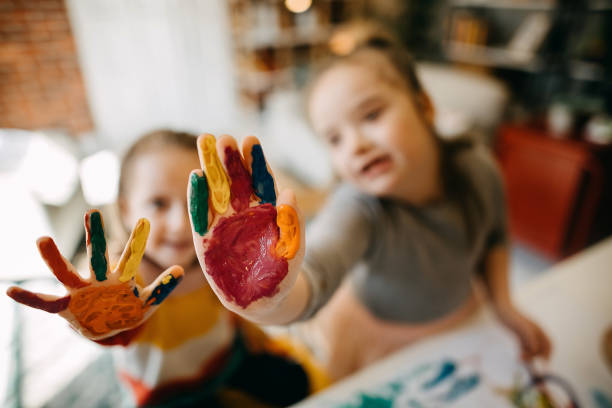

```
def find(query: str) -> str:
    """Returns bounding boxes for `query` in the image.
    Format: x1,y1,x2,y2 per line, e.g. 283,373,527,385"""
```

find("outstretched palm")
188,134,303,319
6,210,183,340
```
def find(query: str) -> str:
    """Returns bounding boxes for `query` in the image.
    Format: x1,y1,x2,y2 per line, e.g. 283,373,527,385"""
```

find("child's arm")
480,244,552,360
6,210,184,342
188,134,371,325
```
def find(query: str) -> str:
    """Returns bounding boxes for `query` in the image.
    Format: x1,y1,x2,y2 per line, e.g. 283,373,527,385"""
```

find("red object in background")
495,125,605,260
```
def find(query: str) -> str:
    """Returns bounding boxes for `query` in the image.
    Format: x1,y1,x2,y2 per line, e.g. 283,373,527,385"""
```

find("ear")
417,92,435,126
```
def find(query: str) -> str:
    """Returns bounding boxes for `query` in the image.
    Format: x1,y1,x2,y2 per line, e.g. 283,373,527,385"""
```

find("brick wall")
0,0,93,135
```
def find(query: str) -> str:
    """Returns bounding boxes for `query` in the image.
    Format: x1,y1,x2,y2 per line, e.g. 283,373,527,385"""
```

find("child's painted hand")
6,210,184,341
498,307,552,361
188,134,304,321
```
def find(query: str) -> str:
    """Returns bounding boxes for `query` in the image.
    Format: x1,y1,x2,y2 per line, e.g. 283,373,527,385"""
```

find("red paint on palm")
204,204,288,308
223,146,253,212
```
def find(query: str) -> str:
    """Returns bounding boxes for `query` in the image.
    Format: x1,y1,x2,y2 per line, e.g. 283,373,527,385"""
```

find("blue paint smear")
133,287,139,297
146,274,182,306
355,393,393,408
442,374,480,402
593,389,612,408
388,381,403,394
407,400,424,408
251,144,276,205
422,360,456,390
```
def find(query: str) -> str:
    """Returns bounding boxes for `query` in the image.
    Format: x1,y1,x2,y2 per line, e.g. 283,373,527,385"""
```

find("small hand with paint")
189,134,303,321
6,210,184,341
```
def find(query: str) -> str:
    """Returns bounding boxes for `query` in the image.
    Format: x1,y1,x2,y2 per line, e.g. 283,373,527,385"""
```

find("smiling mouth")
361,155,392,177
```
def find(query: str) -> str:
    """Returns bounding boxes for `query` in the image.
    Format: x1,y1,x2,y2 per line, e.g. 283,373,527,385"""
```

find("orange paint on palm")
275,205,300,259
69,284,144,335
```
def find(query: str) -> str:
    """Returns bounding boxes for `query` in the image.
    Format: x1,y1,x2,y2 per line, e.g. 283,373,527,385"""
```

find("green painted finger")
190,172,209,236
85,210,108,282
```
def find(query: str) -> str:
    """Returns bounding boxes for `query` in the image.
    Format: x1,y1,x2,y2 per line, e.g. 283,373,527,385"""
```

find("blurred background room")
1,0,611,406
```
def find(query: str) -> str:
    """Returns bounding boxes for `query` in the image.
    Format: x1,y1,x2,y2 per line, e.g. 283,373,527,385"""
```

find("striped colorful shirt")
104,283,236,406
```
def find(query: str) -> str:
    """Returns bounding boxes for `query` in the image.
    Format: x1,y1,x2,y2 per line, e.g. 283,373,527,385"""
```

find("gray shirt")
301,144,507,323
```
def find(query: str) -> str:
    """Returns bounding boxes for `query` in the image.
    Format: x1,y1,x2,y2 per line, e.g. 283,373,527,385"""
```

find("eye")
326,132,341,147
363,107,382,121
150,197,168,210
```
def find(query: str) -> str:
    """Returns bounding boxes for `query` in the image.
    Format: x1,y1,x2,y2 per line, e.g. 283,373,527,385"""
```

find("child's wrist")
491,297,517,319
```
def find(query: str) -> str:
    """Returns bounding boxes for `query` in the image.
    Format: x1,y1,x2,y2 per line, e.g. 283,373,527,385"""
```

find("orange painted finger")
6,286,70,314
37,237,88,289
275,205,300,259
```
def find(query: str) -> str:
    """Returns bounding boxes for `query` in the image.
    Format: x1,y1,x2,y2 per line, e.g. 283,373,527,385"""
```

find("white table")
293,238,612,408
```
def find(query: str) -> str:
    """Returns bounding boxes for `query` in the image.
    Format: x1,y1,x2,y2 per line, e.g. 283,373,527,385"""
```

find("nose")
346,128,373,156
167,202,190,235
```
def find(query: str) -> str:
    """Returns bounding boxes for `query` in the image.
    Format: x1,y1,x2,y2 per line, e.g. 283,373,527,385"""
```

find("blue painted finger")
251,144,276,205
145,273,183,306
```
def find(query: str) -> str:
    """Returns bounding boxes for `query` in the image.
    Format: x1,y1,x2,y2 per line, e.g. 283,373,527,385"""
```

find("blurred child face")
121,147,199,270
308,54,440,202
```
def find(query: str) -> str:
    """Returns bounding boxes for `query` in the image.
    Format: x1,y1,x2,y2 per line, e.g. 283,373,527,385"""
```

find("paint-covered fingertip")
198,133,217,153
6,286,19,299
84,208,102,223
135,218,150,236
189,168,203,178
36,236,55,252
275,204,300,259
168,265,185,280
217,134,238,149
145,269,183,306
242,135,261,147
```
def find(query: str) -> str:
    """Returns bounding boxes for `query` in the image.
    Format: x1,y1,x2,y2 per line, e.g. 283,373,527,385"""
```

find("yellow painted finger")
117,219,150,282
199,134,230,214
275,205,300,259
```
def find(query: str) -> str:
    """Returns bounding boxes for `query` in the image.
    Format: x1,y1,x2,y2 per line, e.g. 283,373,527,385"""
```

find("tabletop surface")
292,237,612,408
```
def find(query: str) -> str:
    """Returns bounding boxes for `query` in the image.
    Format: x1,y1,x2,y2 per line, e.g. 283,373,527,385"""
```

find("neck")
398,142,443,205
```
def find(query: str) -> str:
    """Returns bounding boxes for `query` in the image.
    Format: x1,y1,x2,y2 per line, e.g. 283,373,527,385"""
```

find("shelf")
444,41,543,72
589,0,612,10
234,26,333,50
449,0,556,11
238,68,294,92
